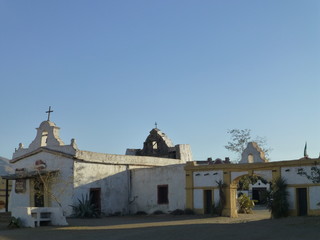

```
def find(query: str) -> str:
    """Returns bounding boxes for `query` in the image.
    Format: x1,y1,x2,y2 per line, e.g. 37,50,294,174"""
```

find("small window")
248,154,254,163
152,141,158,150
157,185,168,204
41,131,48,146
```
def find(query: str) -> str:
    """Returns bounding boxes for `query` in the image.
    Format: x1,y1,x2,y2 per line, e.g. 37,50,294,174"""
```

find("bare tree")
35,169,74,209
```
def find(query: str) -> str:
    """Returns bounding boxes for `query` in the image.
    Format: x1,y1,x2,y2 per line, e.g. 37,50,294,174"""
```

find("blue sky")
0,0,319,161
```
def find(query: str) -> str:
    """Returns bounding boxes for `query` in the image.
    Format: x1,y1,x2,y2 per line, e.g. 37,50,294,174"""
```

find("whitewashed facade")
5,120,192,216
130,164,186,214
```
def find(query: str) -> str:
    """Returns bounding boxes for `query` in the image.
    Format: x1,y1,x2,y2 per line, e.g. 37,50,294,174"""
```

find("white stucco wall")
74,161,129,215
253,170,273,181
281,166,313,184
193,171,223,187
130,164,186,214
176,144,193,162
249,180,270,191
309,186,320,210
192,170,223,211
9,179,32,209
287,187,295,210
213,189,220,206
231,171,248,182
193,189,203,209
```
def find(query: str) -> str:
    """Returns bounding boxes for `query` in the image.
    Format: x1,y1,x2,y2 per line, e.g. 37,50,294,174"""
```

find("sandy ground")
1,208,320,240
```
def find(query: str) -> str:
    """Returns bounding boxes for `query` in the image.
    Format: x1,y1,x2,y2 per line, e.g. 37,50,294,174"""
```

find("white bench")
31,209,52,227
12,207,68,228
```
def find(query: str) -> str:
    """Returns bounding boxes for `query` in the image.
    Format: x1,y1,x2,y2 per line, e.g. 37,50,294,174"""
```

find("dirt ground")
1,208,320,240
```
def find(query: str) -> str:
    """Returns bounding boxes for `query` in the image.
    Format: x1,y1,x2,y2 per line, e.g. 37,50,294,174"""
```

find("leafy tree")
237,175,268,190
225,129,272,162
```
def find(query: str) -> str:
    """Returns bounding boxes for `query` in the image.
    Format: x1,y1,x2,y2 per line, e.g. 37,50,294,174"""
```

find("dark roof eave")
1,169,59,180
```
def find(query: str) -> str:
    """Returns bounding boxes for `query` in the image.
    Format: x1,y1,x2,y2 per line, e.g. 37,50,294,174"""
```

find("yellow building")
185,154,320,217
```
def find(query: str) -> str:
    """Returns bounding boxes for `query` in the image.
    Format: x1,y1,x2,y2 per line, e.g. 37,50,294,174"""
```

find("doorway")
252,188,267,204
204,190,212,214
90,188,101,213
297,188,308,216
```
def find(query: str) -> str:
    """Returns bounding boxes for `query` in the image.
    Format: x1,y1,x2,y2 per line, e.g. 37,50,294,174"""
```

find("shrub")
237,194,255,214
71,194,100,218
170,209,185,215
8,217,22,228
135,211,147,215
110,211,121,216
266,177,289,219
184,208,195,215
153,210,164,215
210,203,219,216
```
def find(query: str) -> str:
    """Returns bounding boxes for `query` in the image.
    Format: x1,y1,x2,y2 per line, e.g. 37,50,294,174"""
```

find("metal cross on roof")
46,106,53,121
155,122,158,129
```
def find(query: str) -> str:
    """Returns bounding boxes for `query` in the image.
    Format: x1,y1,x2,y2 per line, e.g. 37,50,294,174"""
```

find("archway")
237,175,270,205
224,171,273,218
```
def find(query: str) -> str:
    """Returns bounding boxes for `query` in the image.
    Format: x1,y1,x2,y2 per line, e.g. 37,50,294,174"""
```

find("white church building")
3,111,320,224
4,117,192,217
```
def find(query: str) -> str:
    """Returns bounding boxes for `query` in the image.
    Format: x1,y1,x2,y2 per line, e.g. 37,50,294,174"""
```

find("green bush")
170,209,185,215
71,194,100,218
184,208,195,215
135,211,147,215
8,217,22,228
266,177,289,218
237,194,255,214
153,210,164,215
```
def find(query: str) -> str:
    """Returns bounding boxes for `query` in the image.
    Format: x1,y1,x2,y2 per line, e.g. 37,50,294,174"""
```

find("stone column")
222,183,238,218
221,171,238,218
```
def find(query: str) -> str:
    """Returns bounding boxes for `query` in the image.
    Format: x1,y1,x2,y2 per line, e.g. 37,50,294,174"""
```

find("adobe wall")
130,164,186,214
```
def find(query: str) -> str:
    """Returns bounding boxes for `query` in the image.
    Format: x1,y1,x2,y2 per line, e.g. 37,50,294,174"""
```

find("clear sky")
0,0,319,161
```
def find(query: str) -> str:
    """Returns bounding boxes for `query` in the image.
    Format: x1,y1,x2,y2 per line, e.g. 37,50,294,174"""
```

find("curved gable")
141,128,175,157
239,142,267,164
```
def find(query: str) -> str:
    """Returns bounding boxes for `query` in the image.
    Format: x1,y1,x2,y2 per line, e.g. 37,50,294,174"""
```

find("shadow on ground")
1,210,319,240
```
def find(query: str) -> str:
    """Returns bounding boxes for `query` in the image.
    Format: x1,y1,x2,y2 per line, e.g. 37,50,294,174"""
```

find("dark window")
158,185,168,204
